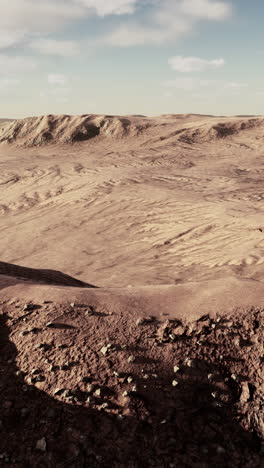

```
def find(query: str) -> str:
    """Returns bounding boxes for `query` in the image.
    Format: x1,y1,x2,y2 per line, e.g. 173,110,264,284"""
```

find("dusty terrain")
1,113,264,287
0,114,263,466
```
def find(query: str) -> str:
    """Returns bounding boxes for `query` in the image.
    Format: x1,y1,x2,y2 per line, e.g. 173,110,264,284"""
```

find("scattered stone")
57,344,68,349
173,366,180,373
95,388,101,397
20,331,29,337
36,343,51,351
100,346,109,356
54,388,64,396
31,368,41,375
100,403,109,409
184,359,193,368
86,308,94,316
23,303,35,311
87,384,95,394
49,365,58,372
216,446,226,455
128,355,136,363
233,337,240,346
136,317,144,326
207,373,213,381
143,374,149,380
231,374,237,381
131,385,138,393
127,376,133,383
122,391,129,397
46,322,55,328
240,382,250,404
172,380,178,387
172,325,185,336
36,438,46,452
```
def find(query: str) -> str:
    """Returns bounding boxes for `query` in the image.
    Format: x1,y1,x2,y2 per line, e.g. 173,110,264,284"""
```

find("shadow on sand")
0,313,262,467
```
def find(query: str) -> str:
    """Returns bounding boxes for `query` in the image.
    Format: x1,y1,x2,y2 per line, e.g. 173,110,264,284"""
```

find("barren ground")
0,114,263,466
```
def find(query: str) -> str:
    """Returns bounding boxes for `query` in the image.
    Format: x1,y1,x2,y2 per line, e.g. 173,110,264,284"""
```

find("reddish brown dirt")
0,298,263,467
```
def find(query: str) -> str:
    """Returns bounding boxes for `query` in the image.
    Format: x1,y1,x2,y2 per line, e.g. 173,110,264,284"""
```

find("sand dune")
0,113,263,287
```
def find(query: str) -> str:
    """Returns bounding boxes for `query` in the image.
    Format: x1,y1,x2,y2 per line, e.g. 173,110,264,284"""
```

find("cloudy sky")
0,0,263,117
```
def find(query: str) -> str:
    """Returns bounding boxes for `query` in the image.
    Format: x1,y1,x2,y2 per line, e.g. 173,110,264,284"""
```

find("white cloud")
0,0,232,51
0,0,139,50
75,0,138,16
0,54,36,74
180,0,231,19
168,56,225,73
48,74,67,86
29,39,80,57
101,0,232,46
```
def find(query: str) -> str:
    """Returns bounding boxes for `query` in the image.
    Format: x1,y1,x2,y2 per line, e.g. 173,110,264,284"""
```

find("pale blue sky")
1,0,264,117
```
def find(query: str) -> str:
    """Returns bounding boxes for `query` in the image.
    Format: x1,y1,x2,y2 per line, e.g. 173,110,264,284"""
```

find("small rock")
207,373,213,381
36,438,46,452
49,365,58,372
128,355,136,363
172,380,178,387
23,303,35,311
136,317,144,326
131,385,138,393
240,382,250,404
46,322,54,328
54,388,64,396
70,302,75,308
122,391,128,397
31,368,41,375
127,376,133,383
100,346,109,356
20,331,29,337
100,403,109,409
85,309,94,316
87,384,95,394
216,446,226,455
184,358,193,368
94,388,101,397
143,374,149,380
173,366,180,373
57,344,68,349
233,337,240,346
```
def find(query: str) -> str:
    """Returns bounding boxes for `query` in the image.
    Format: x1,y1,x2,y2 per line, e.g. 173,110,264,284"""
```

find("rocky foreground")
0,298,263,467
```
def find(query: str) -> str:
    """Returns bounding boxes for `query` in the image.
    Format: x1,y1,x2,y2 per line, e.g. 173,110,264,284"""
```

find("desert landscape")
0,113,263,466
